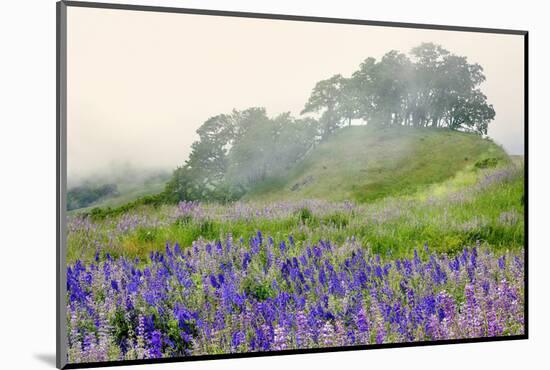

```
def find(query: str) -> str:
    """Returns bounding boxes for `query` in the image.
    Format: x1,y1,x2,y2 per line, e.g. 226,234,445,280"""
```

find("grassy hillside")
67,159,524,263
68,176,169,214
246,125,509,203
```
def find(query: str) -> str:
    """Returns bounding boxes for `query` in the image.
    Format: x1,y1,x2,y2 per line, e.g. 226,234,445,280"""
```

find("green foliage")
165,108,319,203
163,167,200,203
301,74,351,139
67,183,118,210
475,157,500,169
167,318,196,355
136,227,159,243
85,192,169,221
174,215,193,227
242,278,276,301
110,309,130,346
322,212,350,228
304,42,494,134
67,170,171,212
198,220,215,235
295,207,315,224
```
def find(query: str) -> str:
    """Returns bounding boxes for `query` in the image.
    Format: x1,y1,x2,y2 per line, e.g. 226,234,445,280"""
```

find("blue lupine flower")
110,280,119,292
498,255,506,270
65,230,523,359
279,241,286,253
209,274,219,289
243,252,251,270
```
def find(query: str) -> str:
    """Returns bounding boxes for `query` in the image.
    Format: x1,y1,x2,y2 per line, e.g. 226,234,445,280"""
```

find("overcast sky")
67,6,525,181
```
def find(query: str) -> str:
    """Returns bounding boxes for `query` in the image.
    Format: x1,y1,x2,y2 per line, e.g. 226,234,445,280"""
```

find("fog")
67,7,525,183
66,162,170,189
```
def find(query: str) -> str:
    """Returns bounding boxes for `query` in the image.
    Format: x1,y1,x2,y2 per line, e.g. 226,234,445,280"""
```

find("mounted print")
57,1,528,368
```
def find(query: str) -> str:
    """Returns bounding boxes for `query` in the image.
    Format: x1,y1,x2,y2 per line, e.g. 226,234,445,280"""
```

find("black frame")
56,1,529,369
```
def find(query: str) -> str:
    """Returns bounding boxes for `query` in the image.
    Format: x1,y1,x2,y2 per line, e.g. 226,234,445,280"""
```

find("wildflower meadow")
66,163,525,363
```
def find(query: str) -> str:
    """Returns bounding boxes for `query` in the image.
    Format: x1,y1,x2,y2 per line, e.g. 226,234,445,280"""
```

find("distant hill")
245,125,510,203
68,171,170,213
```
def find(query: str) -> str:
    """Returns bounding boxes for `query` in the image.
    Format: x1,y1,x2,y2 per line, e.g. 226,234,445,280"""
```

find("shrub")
474,157,499,169
295,207,314,224
322,212,350,228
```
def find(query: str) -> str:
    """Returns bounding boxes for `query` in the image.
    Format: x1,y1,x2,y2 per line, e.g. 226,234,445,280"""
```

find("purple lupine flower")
498,255,506,270
279,241,287,254
375,323,386,344
209,274,219,289
148,330,163,358
66,228,524,361
242,252,251,270
272,325,288,351
231,331,245,352
356,306,370,343
295,311,309,348
318,267,327,286
465,284,482,336
110,280,119,292
413,249,421,266
320,321,335,347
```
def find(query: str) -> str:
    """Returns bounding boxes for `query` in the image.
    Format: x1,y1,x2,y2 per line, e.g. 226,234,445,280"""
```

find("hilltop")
246,125,509,203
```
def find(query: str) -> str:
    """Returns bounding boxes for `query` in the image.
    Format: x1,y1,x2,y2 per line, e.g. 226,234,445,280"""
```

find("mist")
67,161,171,189
67,7,524,183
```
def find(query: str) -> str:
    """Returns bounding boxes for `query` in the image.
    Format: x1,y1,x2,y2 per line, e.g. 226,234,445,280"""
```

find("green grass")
68,177,168,215
245,125,509,203
67,159,524,264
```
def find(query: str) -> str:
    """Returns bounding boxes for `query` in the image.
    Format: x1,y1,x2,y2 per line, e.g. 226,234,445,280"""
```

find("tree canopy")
165,108,319,202
303,42,494,135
